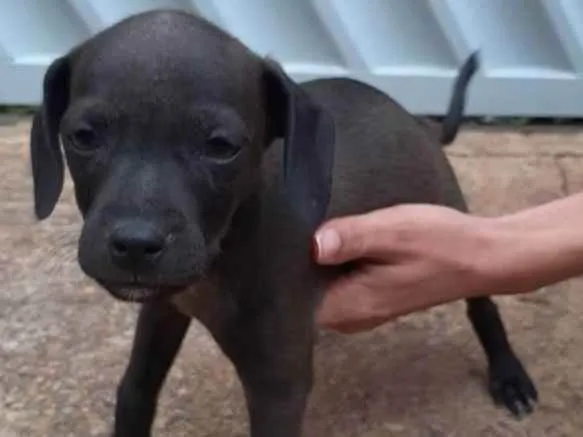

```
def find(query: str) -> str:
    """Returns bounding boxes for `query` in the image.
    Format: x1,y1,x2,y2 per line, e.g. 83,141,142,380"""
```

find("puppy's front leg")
113,301,191,437
243,371,312,437
218,307,315,437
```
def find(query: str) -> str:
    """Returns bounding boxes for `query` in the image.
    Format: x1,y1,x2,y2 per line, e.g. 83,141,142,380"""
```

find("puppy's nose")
108,220,166,269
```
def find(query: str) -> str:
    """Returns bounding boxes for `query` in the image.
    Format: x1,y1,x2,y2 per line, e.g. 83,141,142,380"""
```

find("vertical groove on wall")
209,0,346,75
0,1,90,65
311,0,369,72
542,0,583,73
321,0,457,74
0,43,11,63
428,0,473,63
67,0,107,33
190,0,225,29
448,0,572,75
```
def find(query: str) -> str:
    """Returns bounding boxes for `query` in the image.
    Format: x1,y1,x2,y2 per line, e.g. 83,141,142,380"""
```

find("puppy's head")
30,10,334,302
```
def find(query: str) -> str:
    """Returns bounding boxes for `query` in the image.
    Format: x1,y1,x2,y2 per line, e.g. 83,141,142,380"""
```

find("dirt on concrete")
2,119,583,436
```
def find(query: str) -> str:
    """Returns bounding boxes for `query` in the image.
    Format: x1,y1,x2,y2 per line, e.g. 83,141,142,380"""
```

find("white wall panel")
0,0,582,117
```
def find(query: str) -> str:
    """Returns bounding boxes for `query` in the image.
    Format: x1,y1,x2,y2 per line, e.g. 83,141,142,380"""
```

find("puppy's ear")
30,55,70,220
263,58,335,229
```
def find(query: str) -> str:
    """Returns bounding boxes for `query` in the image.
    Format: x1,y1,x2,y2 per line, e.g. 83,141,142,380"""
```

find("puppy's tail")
440,50,480,146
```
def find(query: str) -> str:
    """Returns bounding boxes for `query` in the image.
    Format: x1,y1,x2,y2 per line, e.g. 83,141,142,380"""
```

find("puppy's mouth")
99,281,185,303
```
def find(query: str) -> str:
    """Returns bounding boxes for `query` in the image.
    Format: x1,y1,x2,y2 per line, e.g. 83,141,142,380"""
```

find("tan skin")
313,192,583,333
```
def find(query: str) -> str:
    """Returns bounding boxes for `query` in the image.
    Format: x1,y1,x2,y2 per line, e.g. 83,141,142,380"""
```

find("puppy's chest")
171,277,231,331
171,279,215,315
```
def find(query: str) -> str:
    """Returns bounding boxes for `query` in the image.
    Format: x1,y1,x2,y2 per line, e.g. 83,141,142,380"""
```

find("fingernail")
314,228,341,260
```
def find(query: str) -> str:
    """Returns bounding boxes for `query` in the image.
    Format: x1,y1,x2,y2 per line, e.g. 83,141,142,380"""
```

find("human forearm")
474,192,583,297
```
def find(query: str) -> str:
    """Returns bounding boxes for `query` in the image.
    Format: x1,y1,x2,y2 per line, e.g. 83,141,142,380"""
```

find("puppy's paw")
488,354,538,418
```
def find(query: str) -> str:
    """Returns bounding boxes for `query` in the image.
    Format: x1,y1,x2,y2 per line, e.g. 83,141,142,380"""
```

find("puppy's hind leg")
113,301,191,437
466,296,538,417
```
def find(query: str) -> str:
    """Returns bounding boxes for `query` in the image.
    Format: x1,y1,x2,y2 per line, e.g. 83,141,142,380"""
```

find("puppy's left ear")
263,58,335,229
30,55,70,220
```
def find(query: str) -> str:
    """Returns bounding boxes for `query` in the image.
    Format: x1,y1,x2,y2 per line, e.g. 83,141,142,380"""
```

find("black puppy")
30,10,537,437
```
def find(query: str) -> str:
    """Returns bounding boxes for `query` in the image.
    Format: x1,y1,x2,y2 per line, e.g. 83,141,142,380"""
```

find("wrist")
468,216,527,296
457,215,511,298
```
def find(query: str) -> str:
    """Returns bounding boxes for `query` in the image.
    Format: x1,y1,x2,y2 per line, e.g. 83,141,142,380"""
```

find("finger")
314,210,403,264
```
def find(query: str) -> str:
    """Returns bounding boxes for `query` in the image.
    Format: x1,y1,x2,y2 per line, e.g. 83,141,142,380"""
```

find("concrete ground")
3,117,583,437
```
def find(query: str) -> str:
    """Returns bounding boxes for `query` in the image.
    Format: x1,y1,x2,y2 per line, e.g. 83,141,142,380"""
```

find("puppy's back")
301,77,468,218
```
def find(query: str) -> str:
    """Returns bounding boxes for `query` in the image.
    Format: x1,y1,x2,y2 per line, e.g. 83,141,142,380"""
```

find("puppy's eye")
66,127,98,153
204,133,241,163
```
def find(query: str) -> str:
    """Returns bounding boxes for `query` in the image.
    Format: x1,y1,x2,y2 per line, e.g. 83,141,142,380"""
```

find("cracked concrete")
3,118,583,436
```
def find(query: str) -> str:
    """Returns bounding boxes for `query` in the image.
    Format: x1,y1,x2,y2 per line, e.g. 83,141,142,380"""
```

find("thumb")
314,213,387,264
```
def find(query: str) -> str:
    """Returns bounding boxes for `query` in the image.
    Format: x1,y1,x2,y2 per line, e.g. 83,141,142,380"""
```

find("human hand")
313,204,494,333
